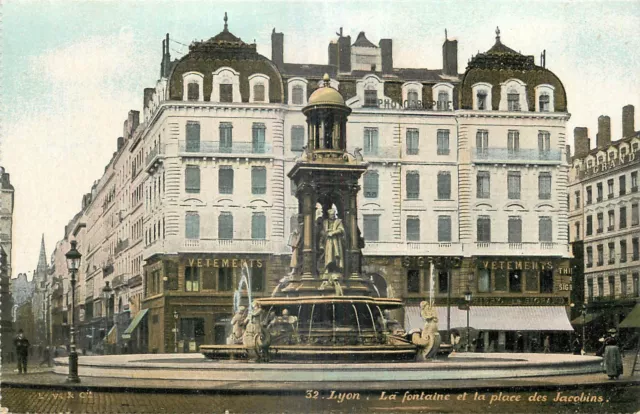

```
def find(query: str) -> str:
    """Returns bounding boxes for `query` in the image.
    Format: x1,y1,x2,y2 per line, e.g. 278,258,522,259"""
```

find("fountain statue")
201,74,447,362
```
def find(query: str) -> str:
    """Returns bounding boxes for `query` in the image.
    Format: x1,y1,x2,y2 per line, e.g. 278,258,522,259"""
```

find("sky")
2,0,639,279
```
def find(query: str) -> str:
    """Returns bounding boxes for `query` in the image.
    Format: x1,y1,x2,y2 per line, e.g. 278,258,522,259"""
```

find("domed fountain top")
307,74,345,106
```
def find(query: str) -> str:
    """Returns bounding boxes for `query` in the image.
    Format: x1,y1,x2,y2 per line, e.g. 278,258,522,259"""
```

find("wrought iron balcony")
472,148,562,163
179,140,272,155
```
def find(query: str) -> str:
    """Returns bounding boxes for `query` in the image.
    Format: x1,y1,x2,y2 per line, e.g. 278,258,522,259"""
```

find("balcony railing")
114,239,129,255
181,238,271,253
179,140,272,155
365,241,462,255
472,148,562,163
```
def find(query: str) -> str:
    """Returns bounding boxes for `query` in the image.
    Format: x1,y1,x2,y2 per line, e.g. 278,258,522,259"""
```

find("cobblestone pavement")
2,384,640,413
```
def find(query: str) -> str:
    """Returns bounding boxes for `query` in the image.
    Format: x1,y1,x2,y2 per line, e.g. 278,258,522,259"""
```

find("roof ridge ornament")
224,12,228,32
323,73,330,87
495,26,501,41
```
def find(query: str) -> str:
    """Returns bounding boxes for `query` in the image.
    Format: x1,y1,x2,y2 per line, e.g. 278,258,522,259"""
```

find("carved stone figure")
287,215,303,275
321,208,345,272
228,306,247,344
354,147,363,161
411,301,441,361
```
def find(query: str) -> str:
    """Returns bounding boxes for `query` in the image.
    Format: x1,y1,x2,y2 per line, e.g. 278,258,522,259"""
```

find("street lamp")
173,311,179,353
581,303,587,353
65,240,82,383
464,288,472,352
102,282,113,354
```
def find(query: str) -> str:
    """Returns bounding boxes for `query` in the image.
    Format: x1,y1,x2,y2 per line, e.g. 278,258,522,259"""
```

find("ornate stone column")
348,184,362,279
299,182,317,280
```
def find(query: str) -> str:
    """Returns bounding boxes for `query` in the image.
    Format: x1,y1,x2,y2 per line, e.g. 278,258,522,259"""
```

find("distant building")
568,105,640,348
0,167,14,362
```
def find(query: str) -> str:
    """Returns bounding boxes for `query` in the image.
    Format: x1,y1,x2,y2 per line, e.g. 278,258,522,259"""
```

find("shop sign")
186,258,263,268
479,260,554,271
472,296,567,306
581,149,639,178
378,99,453,111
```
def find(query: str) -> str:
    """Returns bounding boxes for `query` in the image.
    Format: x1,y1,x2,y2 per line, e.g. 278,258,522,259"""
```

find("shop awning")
405,306,574,332
122,309,148,340
619,304,640,329
105,325,117,345
570,312,602,326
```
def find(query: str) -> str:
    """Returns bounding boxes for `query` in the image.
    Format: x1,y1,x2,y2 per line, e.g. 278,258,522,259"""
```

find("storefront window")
525,270,539,291
494,269,507,291
540,270,553,293
477,269,490,292
438,271,449,293
185,267,200,292
509,270,522,292
251,267,265,292
202,268,216,290
218,268,234,291
407,270,420,293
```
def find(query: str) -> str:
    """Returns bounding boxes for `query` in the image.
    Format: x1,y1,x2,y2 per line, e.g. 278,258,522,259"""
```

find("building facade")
51,17,574,355
569,106,640,350
0,167,14,362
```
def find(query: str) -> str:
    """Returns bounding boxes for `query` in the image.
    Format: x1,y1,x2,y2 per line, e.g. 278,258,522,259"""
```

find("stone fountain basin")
53,353,602,382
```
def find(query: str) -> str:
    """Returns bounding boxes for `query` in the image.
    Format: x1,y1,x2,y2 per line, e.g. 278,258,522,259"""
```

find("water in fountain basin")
233,262,253,314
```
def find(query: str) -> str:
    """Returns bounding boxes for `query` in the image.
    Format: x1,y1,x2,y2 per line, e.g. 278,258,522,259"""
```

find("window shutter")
539,217,552,242
477,216,491,242
438,216,451,242
251,167,267,194
406,171,420,199
186,122,201,152
508,217,522,243
218,212,233,240
251,213,266,240
437,172,451,199
218,167,234,194
406,217,420,241
437,130,449,155
363,215,379,241
538,172,551,199
407,129,419,155
252,123,266,154
185,212,200,239
508,172,521,199
364,171,379,198
291,126,305,151
185,166,200,193
219,123,233,152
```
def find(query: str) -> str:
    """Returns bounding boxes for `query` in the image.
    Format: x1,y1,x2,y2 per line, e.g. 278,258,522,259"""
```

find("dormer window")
477,91,487,110
507,90,520,111
539,93,550,112
407,90,419,108
364,89,378,107
253,83,265,102
292,85,304,105
220,84,233,103
472,83,492,111
437,91,449,111
187,82,199,101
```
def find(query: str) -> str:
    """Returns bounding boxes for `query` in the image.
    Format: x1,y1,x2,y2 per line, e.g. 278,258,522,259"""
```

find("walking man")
543,335,551,353
13,329,30,374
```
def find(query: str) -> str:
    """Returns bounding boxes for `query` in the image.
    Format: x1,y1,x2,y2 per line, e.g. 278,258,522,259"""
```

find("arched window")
507,89,520,111
292,85,304,105
477,90,488,110
437,91,449,111
253,83,265,102
539,93,550,112
187,82,199,101
407,90,419,108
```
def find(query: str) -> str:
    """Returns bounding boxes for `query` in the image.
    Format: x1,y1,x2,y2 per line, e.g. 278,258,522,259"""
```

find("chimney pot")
573,127,590,158
622,105,635,138
596,115,611,148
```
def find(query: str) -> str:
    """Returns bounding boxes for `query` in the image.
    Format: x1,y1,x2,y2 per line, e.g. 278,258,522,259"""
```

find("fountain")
201,74,445,363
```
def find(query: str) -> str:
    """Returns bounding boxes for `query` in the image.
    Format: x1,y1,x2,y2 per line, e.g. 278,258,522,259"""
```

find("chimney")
128,110,140,135
622,105,635,138
596,115,611,148
328,42,338,66
160,33,171,78
117,137,125,151
573,127,590,158
379,39,393,74
271,28,284,68
442,36,458,76
143,88,155,109
337,31,351,73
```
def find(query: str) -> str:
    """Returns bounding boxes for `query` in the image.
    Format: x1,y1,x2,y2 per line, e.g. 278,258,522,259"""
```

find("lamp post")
581,303,587,352
464,288,472,352
102,282,113,355
65,240,82,383
173,311,179,353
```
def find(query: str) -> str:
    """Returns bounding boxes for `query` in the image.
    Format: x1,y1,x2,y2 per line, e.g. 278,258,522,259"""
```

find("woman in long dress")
603,334,623,379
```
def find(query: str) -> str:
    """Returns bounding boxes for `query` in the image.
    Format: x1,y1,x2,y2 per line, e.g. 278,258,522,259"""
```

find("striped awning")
122,309,148,340
405,306,574,332
570,312,602,326
620,304,640,329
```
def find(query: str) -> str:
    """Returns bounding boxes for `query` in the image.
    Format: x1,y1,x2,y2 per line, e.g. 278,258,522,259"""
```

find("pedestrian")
516,332,524,353
13,329,30,374
543,335,551,353
602,330,623,379
39,346,51,367
572,337,582,355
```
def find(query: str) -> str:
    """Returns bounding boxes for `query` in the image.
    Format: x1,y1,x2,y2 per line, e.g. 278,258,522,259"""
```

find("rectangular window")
597,183,603,201
608,276,615,298
620,206,627,228
621,240,627,263
438,215,452,242
538,172,552,200
252,123,266,154
185,166,200,193
507,171,521,199
187,82,199,101
438,271,449,293
633,273,639,297
621,274,628,297
219,123,233,153
575,190,581,208
186,121,201,152
251,267,265,292
586,186,592,204
632,203,639,226
608,242,616,264
291,125,305,152
540,270,554,293
587,279,594,300
251,212,266,240
525,270,539,291
363,215,379,241
633,238,639,260
437,172,451,199
597,213,603,233
539,216,552,242
495,270,507,291
597,277,604,297
406,171,420,199
508,216,522,243
185,267,200,292
538,131,551,153
251,167,267,195
220,84,233,102
507,93,520,111
202,268,216,290
253,83,265,102
364,128,379,155
509,270,522,293
507,130,520,154
597,244,604,266
608,179,614,198
586,246,593,267
406,216,420,241
477,171,490,198
364,90,378,107
217,268,233,291
575,222,581,240
363,171,379,198
477,216,491,242
291,86,304,105
608,210,615,230
620,175,627,195
476,130,488,155
478,269,491,292
185,212,200,239
218,212,234,240
477,92,487,110
437,129,450,155
407,270,420,294
406,129,419,155
632,171,638,191
218,166,234,194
